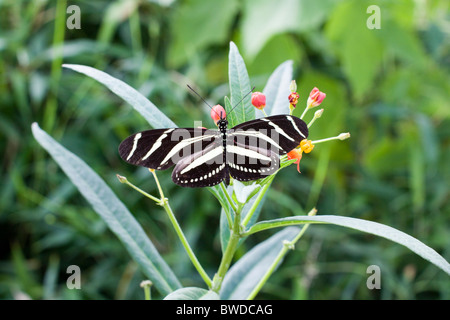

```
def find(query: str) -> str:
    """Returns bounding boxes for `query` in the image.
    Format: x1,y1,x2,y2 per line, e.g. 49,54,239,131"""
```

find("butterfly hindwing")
172,137,227,187
226,142,279,181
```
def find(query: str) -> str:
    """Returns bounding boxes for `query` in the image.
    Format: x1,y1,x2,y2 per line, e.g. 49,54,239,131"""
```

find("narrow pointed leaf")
259,60,293,117
227,42,254,127
32,123,182,295
246,215,450,276
164,287,219,300
63,64,176,128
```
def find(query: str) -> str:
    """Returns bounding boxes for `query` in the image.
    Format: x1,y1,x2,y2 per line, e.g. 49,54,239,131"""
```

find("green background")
0,0,449,299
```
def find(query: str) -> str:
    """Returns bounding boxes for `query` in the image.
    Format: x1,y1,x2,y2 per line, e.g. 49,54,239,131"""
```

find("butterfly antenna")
187,84,213,109
226,86,256,119
187,84,222,120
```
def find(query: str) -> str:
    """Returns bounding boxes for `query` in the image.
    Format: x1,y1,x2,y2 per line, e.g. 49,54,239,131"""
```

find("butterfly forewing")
119,128,217,170
232,115,308,154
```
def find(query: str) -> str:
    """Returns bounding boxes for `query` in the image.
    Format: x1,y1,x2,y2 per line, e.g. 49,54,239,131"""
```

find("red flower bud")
251,92,266,110
211,104,226,125
307,87,326,108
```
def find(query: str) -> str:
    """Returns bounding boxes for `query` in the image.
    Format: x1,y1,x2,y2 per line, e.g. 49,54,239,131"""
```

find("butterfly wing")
119,128,218,170
226,133,279,181
232,115,308,154
172,136,227,187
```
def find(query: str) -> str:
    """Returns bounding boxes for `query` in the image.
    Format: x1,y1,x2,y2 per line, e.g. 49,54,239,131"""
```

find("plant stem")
246,208,317,300
160,200,212,288
149,170,212,288
140,280,152,300
119,172,212,288
149,169,166,200
211,203,244,292
307,109,324,128
241,178,272,227
300,105,309,120
117,174,160,202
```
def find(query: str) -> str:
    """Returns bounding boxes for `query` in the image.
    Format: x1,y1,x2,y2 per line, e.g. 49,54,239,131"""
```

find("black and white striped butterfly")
119,112,308,188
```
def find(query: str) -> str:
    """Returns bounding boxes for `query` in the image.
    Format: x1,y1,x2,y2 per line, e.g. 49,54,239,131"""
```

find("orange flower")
210,104,226,125
287,149,303,173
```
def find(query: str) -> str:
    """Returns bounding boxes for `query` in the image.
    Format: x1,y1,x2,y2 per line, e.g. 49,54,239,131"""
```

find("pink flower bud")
251,92,266,110
307,87,326,108
211,104,226,125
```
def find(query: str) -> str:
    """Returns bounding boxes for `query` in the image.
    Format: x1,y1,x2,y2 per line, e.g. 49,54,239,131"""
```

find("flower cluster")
249,82,349,174
211,82,350,175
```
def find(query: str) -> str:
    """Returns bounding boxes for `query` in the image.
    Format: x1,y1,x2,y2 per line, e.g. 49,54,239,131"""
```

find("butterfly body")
119,115,308,188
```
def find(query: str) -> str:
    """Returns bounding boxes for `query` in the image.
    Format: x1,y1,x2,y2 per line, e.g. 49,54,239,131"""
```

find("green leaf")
233,180,260,204
324,0,383,100
241,0,335,59
164,287,220,300
31,123,182,295
208,184,232,220
241,0,299,59
219,184,235,252
246,215,450,276
227,42,254,127
62,64,176,129
220,227,301,300
169,0,239,67
259,60,293,117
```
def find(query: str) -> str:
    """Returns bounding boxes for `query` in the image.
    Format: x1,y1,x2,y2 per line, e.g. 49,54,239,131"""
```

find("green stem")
118,173,212,288
149,169,166,200
161,200,212,288
140,280,152,300
246,208,317,300
300,105,309,120
311,136,340,144
117,174,160,202
241,178,273,227
211,203,244,292
151,170,212,288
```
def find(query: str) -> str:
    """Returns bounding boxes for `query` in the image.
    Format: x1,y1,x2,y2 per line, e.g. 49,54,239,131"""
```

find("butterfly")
119,109,309,188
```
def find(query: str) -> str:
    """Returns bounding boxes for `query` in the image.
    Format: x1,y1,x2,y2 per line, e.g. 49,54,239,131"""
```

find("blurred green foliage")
0,0,449,299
